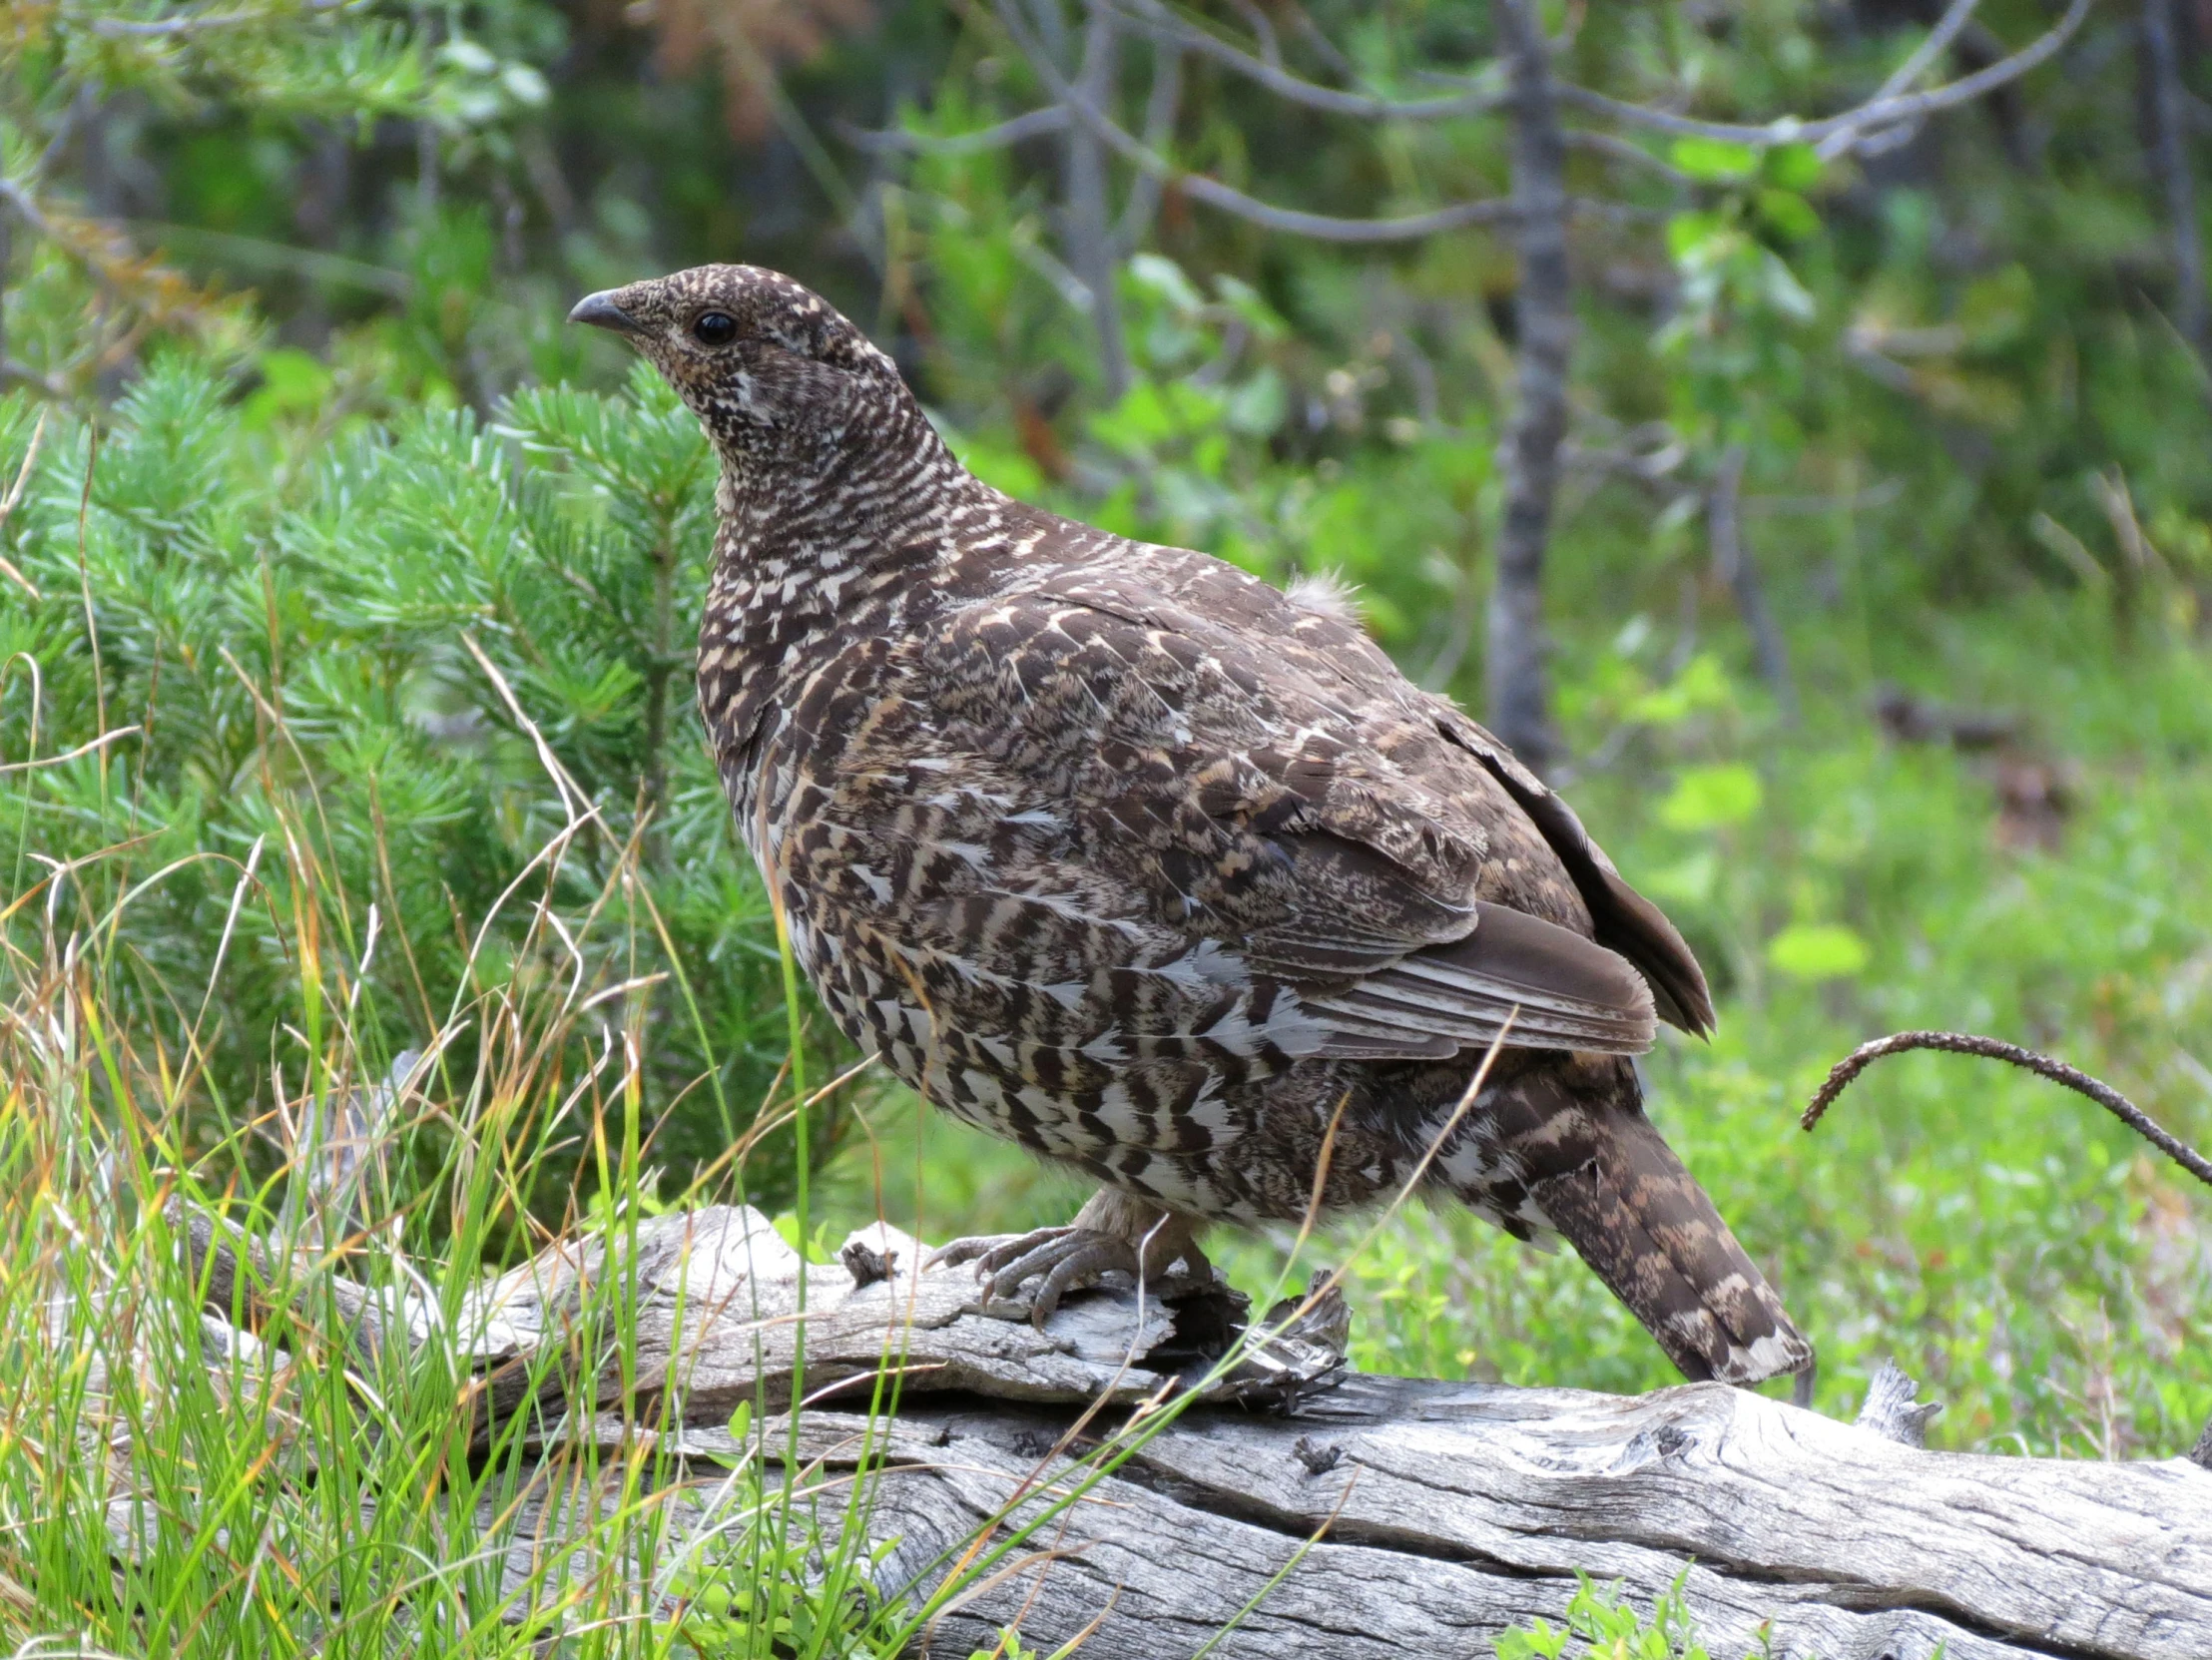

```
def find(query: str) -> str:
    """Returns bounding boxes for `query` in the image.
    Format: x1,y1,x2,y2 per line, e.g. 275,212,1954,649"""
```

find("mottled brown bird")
571,266,1812,1385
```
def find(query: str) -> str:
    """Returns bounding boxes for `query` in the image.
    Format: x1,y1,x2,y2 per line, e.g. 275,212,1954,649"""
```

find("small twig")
839,107,1069,156
993,0,1519,244
1114,38,1183,252
1102,0,1506,122
1552,0,2088,158
1802,1030,2212,1190
1866,0,1984,111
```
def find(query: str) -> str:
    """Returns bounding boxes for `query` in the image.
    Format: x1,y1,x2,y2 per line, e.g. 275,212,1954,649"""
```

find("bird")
569,265,1813,1387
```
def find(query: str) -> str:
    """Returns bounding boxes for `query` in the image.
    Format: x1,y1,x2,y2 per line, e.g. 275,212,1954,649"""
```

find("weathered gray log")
177,1203,2212,1659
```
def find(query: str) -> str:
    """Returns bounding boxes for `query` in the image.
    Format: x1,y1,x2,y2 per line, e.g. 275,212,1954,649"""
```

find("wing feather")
894,578,1696,1072
1306,902,1657,1059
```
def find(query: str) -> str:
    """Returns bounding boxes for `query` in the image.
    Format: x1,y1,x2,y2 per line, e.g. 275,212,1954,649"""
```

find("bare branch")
1101,0,1507,122
994,0,1518,244
1564,128,1692,185
1224,0,1280,69
1116,38,1183,251
1552,0,2089,159
1815,0,2089,159
1866,0,1984,110
1802,1029,2212,1191
88,6,266,38
0,179,57,245
841,106,1070,156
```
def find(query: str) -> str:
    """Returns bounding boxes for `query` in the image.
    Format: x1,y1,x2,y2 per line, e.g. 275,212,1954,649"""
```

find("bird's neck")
694,395,1006,809
715,393,973,548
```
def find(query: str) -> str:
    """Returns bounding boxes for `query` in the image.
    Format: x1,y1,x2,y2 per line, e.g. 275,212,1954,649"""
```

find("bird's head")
569,266,906,462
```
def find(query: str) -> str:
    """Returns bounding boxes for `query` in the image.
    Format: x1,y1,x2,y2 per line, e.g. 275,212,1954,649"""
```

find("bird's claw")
928,1226,1152,1328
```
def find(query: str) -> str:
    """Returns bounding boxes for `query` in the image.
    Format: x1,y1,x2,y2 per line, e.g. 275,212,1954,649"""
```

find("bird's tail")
1527,1095,1812,1385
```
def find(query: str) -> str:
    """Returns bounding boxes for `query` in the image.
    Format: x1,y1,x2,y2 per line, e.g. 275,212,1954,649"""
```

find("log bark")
172,1203,2212,1660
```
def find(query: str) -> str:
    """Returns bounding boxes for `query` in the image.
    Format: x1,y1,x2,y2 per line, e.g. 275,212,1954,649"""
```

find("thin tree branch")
994,0,1519,244
1101,0,1507,122
1802,1030,2212,1190
1225,0,1281,69
1867,0,1984,110
1552,0,2089,159
841,106,1071,155
1115,39,1182,251
0,179,57,245
1564,128,1692,185
88,6,267,38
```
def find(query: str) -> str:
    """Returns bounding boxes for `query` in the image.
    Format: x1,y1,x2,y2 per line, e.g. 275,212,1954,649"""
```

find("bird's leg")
928,1189,1211,1327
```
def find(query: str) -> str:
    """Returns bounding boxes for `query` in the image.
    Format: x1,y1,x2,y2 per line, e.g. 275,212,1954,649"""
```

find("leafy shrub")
0,359,833,1220
1494,1573,1763,1660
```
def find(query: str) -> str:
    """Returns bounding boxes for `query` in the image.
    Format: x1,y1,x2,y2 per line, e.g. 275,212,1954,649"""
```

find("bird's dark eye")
692,311,738,346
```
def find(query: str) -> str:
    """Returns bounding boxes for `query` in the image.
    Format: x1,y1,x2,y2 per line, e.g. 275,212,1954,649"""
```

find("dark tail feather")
1530,1109,1812,1385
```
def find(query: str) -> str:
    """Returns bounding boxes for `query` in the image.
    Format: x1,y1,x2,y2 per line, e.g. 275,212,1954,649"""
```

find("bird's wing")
863,575,1659,1061
1428,707,1715,1036
1030,551,1715,1039
1301,902,1654,1058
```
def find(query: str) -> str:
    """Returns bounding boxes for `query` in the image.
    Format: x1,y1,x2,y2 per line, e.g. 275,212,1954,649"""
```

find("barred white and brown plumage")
571,266,1812,1385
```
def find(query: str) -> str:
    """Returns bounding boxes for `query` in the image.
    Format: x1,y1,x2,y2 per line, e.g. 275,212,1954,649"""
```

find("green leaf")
1628,654,1738,726
1756,187,1821,243
954,438,1046,501
1670,136,1761,183
1127,253,1206,315
1658,764,1764,830
1768,922,1871,981
1763,142,1824,191
1213,274,1289,341
1664,209,1732,265
1640,850,1719,907
1224,367,1287,436
240,348,333,428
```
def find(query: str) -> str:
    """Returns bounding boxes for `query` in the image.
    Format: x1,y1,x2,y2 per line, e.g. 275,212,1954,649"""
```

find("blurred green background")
6,0,2212,1457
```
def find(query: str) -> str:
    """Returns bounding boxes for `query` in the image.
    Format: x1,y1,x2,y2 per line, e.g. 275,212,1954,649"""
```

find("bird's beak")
569,290,643,334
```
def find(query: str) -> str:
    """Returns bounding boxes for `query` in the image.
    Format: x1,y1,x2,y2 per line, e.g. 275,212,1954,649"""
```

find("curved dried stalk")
1801,1029,2212,1189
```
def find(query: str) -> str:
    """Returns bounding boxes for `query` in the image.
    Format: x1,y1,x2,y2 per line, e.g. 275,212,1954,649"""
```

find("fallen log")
174,1203,2212,1660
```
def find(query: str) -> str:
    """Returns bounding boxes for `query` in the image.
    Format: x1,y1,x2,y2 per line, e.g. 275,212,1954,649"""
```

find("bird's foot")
927,1194,1212,1329
928,1226,1142,1325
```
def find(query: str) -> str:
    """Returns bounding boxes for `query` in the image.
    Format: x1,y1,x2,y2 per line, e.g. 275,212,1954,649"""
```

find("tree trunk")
1044,0,1132,401
1487,0,1572,775
2144,0,2209,368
